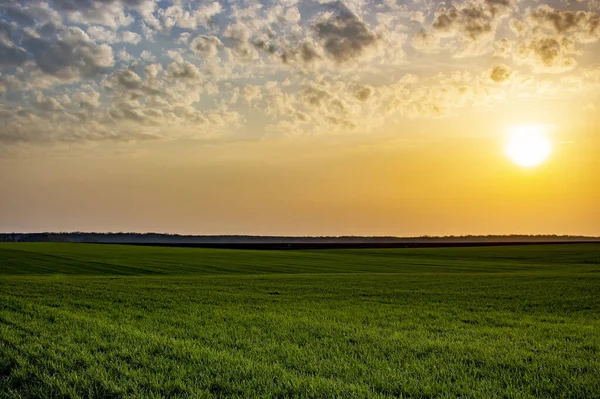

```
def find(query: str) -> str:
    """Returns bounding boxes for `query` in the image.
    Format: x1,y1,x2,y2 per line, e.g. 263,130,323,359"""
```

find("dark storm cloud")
312,1,378,63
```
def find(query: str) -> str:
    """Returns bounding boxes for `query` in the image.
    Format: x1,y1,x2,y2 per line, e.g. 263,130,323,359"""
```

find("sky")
0,0,599,236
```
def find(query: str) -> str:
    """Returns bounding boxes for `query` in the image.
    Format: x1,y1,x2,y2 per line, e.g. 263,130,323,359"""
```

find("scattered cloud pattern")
0,0,599,146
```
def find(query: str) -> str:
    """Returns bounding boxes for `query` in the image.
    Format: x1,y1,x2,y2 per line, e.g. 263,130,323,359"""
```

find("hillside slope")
1,243,598,275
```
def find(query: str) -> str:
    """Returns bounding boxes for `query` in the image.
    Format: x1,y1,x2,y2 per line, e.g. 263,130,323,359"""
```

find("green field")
1,243,599,398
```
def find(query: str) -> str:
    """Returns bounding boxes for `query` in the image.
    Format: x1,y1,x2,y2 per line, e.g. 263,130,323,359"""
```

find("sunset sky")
1,0,599,236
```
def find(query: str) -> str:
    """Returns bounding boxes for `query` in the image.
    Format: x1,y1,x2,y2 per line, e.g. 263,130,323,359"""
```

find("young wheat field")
0,243,599,398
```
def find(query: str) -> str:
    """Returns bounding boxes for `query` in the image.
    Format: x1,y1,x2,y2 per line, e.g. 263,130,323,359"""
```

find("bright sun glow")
505,125,552,167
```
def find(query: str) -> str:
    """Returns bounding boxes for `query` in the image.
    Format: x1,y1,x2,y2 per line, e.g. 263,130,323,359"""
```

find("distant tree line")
0,233,598,244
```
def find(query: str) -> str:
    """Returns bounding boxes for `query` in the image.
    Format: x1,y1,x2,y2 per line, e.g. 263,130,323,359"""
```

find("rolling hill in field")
1,242,598,275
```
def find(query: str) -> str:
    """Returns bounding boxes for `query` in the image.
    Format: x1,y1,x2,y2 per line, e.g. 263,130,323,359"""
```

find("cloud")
509,5,600,72
107,68,143,90
162,2,222,31
87,26,118,43
117,48,133,61
490,64,512,82
240,85,263,103
74,86,101,109
224,24,259,62
312,1,379,64
266,5,301,26
49,1,133,28
140,50,156,62
190,35,222,57
167,61,202,80
0,98,159,145
516,36,579,72
1,4,36,25
86,26,144,46
1,0,600,149
528,5,600,42
47,0,161,28
353,84,374,101
262,70,518,135
21,25,115,80
494,38,511,57
0,2,63,27
414,0,518,56
33,92,62,112
280,41,322,65
0,42,28,67
121,31,141,44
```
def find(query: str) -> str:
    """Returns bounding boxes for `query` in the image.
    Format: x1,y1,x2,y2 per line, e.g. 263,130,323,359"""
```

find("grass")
0,243,599,398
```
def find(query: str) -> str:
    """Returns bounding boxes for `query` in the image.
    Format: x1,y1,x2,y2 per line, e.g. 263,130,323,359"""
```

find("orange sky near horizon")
2,125,598,236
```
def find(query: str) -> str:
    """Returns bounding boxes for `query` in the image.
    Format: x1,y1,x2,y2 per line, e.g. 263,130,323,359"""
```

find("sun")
505,125,552,167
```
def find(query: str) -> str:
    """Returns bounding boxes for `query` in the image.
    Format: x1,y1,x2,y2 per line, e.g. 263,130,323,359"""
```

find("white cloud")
140,50,156,62
121,31,141,44
87,26,118,43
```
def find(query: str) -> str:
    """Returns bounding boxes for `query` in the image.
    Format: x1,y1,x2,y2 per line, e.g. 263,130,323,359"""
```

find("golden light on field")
505,126,552,167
